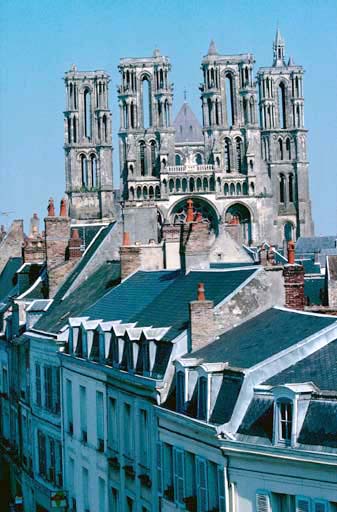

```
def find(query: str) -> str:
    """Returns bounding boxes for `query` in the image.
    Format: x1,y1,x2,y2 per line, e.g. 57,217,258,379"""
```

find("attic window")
176,371,185,413
197,376,207,421
277,399,293,445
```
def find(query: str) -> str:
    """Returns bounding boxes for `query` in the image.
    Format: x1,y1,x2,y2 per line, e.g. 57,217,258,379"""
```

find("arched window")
149,186,154,199
150,140,157,176
249,97,255,124
67,118,71,143
169,179,174,193
69,83,73,108
159,69,164,88
243,182,248,195
295,76,299,97
139,141,146,176
155,186,160,199
296,105,301,127
224,138,231,173
278,82,287,129
195,153,203,165
203,178,208,191
182,179,187,193
278,139,284,160
175,154,181,166
83,89,91,138
164,100,169,127
142,77,151,128
210,176,215,192
279,174,285,203
130,102,135,129
190,177,195,192
236,183,242,195
73,117,77,143
143,187,148,200
243,98,248,124
90,155,97,188
224,183,229,195
102,115,107,142
81,155,88,187
277,399,293,444
215,99,220,125
197,178,202,192
129,187,134,200
123,102,128,129
225,73,235,126
286,138,291,160
207,98,212,126
235,137,243,172
137,187,142,199
288,174,294,203
176,179,181,192
230,183,235,195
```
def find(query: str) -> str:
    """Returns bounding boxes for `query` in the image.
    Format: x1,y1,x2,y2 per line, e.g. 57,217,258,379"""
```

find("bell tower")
118,49,175,201
257,29,314,240
64,65,114,222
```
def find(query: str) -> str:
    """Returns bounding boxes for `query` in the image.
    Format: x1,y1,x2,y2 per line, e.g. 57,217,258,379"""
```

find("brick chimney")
189,283,215,351
23,213,46,263
283,241,305,310
68,229,82,260
180,199,210,271
119,231,141,280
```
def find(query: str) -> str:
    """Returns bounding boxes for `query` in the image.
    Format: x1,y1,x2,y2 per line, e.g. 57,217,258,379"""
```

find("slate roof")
54,223,115,301
210,262,257,269
0,257,22,302
84,268,257,341
34,261,120,333
174,102,203,143
296,236,337,255
210,376,243,425
183,308,337,368
304,277,325,306
237,397,273,440
298,400,337,448
265,338,337,391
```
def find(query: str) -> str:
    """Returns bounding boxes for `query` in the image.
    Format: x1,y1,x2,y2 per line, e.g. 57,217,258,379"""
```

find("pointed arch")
225,72,235,126
83,88,91,138
81,154,88,187
279,174,285,203
141,76,151,128
278,138,284,161
278,82,287,128
139,141,146,176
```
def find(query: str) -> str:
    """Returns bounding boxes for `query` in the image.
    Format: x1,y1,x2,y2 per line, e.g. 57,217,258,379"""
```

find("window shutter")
217,466,226,512
314,502,327,512
173,448,185,504
156,442,163,494
196,457,208,511
296,498,310,512
256,492,271,512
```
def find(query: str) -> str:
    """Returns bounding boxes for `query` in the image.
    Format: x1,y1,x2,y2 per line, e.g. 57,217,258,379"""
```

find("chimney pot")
123,231,131,246
186,199,194,223
60,198,67,217
287,240,295,264
197,282,206,301
47,198,55,217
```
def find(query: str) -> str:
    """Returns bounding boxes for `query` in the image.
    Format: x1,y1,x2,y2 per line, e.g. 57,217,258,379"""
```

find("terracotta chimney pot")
60,198,67,217
47,198,55,217
123,231,131,246
197,282,206,301
287,240,295,265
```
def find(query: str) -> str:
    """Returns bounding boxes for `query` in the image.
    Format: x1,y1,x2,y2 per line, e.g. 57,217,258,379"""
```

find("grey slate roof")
0,257,22,302
174,102,203,143
183,308,336,368
238,397,273,440
296,236,337,255
265,338,337,391
84,268,257,341
298,400,337,448
34,261,121,333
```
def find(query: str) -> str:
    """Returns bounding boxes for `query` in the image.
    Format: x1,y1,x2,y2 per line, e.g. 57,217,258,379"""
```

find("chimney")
283,241,305,310
68,229,82,260
45,198,71,270
180,199,210,271
119,231,141,280
189,283,215,350
30,213,39,236
259,244,268,266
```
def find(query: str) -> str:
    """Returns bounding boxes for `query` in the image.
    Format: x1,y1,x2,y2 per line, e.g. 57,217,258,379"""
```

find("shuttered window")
35,364,41,406
256,491,271,512
196,457,208,511
217,466,226,512
173,447,185,505
156,442,163,494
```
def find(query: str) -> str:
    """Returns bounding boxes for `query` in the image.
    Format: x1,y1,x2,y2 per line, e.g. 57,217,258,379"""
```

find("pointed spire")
275,27,284,45
288,56,295,66
273,27,286,67
208,40,218,56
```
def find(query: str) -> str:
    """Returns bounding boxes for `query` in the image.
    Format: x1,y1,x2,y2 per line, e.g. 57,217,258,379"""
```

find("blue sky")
0,0,336,235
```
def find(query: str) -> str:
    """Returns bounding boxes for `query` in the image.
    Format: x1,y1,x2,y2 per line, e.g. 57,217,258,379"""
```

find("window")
176,371,185,412
224,138,231,172
195,153,203,165
196,457,208,511
84,89,91,138
157,442,163,494
81,155,88,187
126,496,134,512
150,140,157,176
90,155,97,188
96,391,104,451
278,139,284,160
35,364,41,406
80,385,87,443
139,409,149,466
217,467,226,512
286,138,291,159
279,174,285,204
142,77,151,128
139,141,146,176
296,497,310,512
111,488,119,512
235,137,243,172
38,431,47,477
123,403,133,457
173,448,185,505
175,154,181,165
197,377,208,420
278,400,293,444
44,366,53,411
98,477,105,511
289,174,294,203
278,83,286,128
108,397,118,450
225,73,235,126
82,467,89,511
66,379,73,434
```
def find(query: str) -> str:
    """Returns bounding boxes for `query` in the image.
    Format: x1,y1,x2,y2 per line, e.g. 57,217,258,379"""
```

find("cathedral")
63,29,314,250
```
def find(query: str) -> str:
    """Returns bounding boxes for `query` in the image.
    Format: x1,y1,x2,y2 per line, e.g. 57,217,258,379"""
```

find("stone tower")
64,65,114,222
118,49,175,202
257,30,314,241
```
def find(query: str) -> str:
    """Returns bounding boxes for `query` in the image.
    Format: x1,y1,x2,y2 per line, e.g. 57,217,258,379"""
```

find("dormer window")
277,399,293,445
176,371,185,413
197,377,207,421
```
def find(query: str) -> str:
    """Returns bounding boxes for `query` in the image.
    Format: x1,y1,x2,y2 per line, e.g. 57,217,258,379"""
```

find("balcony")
166,164,214,175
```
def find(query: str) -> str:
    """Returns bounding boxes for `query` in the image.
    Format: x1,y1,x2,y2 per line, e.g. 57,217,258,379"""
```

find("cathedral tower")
118,49,175,201
64,65,114,221
257,30,314,240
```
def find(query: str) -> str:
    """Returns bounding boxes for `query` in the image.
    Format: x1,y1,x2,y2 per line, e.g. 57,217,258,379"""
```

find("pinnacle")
208,40,218,56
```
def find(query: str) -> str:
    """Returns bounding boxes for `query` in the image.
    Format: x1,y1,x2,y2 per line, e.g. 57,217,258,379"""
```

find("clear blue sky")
0,0,336,235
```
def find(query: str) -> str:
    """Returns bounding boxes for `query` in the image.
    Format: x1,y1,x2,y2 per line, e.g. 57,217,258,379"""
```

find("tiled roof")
298,400,337,447
266,338,337,391
34,261,120,333
174,102,203,143
183,308,336,368
0,257,22,302
84,268,257,341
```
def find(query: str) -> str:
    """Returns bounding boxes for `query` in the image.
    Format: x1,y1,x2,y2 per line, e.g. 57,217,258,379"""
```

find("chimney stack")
180,199,210,271
119,231,141,280
189,283,215,350
283,241,305,310
68,229,82,260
